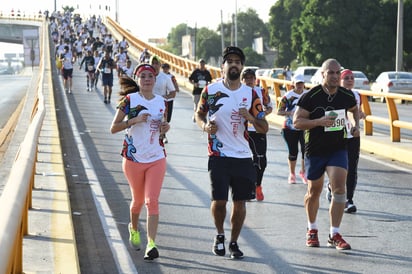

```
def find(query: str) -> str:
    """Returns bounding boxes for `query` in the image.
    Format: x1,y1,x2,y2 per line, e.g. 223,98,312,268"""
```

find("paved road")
0,73,29,129
49,66,412,273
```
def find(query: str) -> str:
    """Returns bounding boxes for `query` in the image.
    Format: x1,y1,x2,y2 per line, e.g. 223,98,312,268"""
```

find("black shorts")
208,156,256,201
62,68,73,80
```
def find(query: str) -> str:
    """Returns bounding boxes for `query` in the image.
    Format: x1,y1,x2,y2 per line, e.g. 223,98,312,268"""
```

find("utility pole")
396,0,403,71
234,0,238,46
220,10,225,53
115,0,119,22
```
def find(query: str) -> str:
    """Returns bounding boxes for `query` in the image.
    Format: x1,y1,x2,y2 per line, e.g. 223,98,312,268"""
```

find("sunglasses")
344,76,354,80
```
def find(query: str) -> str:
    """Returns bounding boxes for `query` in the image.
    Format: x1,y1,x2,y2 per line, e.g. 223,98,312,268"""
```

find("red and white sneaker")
327,233,351,250
306,229,320,247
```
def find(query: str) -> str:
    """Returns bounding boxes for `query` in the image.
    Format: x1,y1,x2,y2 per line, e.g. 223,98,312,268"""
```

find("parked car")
310,68,323,85
294,66,320,83
255,68,271,78
352,71,370,91
271,68,285,79
371,71,412,102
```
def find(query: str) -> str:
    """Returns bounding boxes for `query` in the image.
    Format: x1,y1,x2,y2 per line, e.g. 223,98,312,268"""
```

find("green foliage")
167,23,189,56
195,28,221,62
236,9,269,49
243,47,266,67
165,9,267,65
61,6,75,13
162,0,412,78
268,0,412,79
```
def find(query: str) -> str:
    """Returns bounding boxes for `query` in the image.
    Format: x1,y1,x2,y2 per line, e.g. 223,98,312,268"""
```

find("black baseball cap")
242,68,256,79
222,46,245,64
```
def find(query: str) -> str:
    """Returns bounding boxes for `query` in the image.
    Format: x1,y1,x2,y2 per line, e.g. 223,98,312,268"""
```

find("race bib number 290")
324,109,346,132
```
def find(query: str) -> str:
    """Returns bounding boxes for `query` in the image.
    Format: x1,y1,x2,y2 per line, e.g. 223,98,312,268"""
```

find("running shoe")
256,186,264,201
299,171,308,184
144,240,159,261
326,183,332,202
229,242,244,259
128,223,141,250
212,235,225,256
288,174,296,184
327,233,351,250
306,229,320,247
345,202,357,213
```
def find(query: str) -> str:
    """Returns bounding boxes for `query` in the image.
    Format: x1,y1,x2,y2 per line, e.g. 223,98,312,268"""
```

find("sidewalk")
21,52,80,272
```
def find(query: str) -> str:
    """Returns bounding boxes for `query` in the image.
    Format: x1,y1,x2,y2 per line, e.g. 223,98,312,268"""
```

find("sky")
0,0,276,41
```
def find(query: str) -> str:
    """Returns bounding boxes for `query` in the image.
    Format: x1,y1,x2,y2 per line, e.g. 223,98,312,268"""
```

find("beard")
227,68,241,81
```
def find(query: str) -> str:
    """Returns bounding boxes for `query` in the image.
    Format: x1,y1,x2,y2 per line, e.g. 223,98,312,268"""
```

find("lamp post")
396,0,403,71
234,0,238,46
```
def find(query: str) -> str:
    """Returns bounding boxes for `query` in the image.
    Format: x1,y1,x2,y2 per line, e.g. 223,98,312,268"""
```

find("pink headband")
341,69,353,79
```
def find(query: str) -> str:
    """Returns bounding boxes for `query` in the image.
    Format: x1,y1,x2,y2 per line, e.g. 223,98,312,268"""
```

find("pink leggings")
122,158,166,215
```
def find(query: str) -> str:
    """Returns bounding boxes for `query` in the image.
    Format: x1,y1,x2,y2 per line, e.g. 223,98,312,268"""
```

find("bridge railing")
0,19,46,274
106,17,411,143
0,13,43,21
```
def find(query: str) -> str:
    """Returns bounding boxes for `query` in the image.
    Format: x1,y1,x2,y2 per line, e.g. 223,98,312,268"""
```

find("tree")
269,0,412,78
268,0,306,67
165,23,190,56
236,9,269,49
195,28,221,62
243,47,266,67
61,6,75,13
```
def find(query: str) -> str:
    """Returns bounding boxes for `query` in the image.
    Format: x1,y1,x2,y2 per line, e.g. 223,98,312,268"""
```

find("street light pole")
220,10,225,53
234,0,238,46
396,0,403,71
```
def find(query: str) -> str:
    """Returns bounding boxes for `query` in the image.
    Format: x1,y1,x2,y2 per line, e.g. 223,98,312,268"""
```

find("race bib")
198,80,206,88
88,65,94,71
104,68,112,74
324,109,346,132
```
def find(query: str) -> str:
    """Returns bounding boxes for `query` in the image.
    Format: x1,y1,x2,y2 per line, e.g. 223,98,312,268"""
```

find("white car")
371,71,412,102
294,66,320,83
352,71,370,91
310,68,323,85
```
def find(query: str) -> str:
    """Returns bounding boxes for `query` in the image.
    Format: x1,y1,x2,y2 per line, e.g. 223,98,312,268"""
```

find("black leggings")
281,128,305,161
166,100,174,123
248,131,267,187
346,137,360,202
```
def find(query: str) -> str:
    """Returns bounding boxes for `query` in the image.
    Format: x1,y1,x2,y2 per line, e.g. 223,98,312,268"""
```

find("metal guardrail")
258,77,412,142
0,19,46,274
